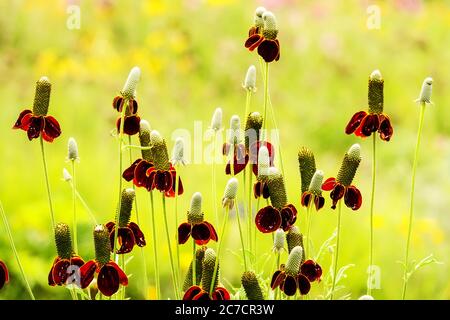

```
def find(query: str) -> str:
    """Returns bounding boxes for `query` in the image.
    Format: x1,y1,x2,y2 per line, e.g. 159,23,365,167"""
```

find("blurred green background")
0,0,449,300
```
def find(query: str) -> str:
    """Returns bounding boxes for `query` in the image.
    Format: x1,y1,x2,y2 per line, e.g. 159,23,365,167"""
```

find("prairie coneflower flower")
48,223,85,287
224,115,248,175
298,147,316,194
178,192,218,245
253,145,272,199
322,144,362,210
255,168,297,233
245,10,280,63
222,177,239,209
246,6,265,37
241,271,264,300
80,225,128,297
301,170,325,211
183,248,230,300
0,260,8,290
106,189,146,254
345,70,393,141
113,66,141,135
13,76,61,142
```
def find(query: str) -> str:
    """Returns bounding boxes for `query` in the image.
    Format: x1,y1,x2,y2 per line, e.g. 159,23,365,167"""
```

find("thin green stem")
210,207,229,296
306,200,313,258
402,102,426,300
368,134,377,296
192,241,197,285
162,194,180,299
121,254,126,300
67,182,97,224
235,201,247,271
212,132,219,226
262,62,269,137
331,201,342,300
39,136,55,228
248,171,254,266
0,202,35,300
149,191,160,299
121,144,152,151
71,161,78,253
174,167,181,290
274,252,281,300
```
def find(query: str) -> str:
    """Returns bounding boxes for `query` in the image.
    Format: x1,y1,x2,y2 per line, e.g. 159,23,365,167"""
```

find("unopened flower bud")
273,228,285,253
285,246,303,276
298,147,316,193
121,66,141,99
368,69,384,114
222,178,239,209
171,137,186,166
228,115,241,145
63,168,72,182
33,76,51,116
67,137,79,161
150,130,170,170
241,271,264,300
201,248,218,293
243,65,257,92
211,108,223,131
188,192,203,224
337,144,361,187
93,225,111,265
54,223,73,259
416,77,433,104
139,120,153,162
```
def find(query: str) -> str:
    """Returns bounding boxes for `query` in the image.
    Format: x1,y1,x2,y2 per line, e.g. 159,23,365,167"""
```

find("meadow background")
0,0,449,300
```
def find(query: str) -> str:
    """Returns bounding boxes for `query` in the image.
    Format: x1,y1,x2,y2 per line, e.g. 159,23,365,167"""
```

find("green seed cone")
150,131,170,170
298,147,316,193
285,246,303,276
188,192,204,224
368,77,384,114
118,188,135,227
337,144,361,187
139,120,153,162
121,66,140,100
32,76,51,116
241,271,264,300
93,225,111,265
245,112,263,150
183,247,206,291
54,223,73,259
201,248,218,293
286,226,304,257
267,171,287,210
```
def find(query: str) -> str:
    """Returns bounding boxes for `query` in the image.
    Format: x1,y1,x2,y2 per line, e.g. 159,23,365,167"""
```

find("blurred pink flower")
395,0,423,13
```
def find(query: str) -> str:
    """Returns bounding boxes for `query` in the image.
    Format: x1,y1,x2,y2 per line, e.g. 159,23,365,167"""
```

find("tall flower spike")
273,228,285,253
222,178,238,209
285,246,303,276
267,168,288,210
94,225,111,265
286,226,304,255
150,130,170,171
257,146,270,178
416,77,433,104
245,112,263,150
262,11,278,39
67,137,79,161
301,169,325,211
211,107,223,132
254,6,266,29
33,76,51,116
241,271,264,300
54,223,73,260
368,69,384,114
118,188,135,227
138,120,152,162
337,144,361,187
201,248,219,294
171,137,186,166
243,65,257,92
183,247,206,291
188,192,203,224
121,66,141,100
298,147,316,193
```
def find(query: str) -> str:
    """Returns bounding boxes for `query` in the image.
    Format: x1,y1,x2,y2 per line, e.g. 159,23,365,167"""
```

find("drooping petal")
134,160,154,190
0,260,8,289
129,99,138,114
345,111,367,135
270,270,285,289
108,261,128,286
13,109,32,130
212,287,231,300
183,285,203,300
301,192,312,207
97,264,120,296
249,141,275,176
178,222,192,245
79,260,97,289
254,181,262,198
154,171,171,192
128,222,146,247
112,96,124,112
330,184,345,209
297,274,311,295
275,39,281,61
111,227,136,254
203,221,218,242
322,177,337,191
281,275,297,296
314,195,325,211
47,257,60,286
192,291,211,300
248,26,259,37
42,116,62,142
358,114,379,137
300,260,323,282
52,259,71,286
255,206,282,233
67,256,85,286
120,115,141,136
245,34,264,51
257,39,280,63
379,114,393,142
27,116,44,140
192,223,212,245
122,159,141,181
280,204,297,231
344,186,362,210
105,221,115,234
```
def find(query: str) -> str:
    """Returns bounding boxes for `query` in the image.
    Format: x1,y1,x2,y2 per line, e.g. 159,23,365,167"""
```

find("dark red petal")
204,221,218,242
13,109,32,130
0,260,8,289
79,260,97,289
27,116,44,140
128,222,146,247
301,192,312,207
231,153,248,175
134,160,154,190
67,256,85,286
47,257,59,286
301,260,322,282
257,39,280,63
97,264,120,296
41,116,61,142
154,171,169,192
113,96,124,112
297,274,311,295
262,182,270,199
270,270,285,289
275,39,281,61
183,285,203,300
178,222,192,245
379,114,394,142
322,177,337,191
129,99,138,114
344,186,362,211
112,227,136,254
359,114,379,137
192,223,212,245
105,221,115,233
193,291,211,300
281,275,297,296
222,143,230,156
212,287,231,300
330,184,345,209
108,261,128,286
345,111,367,135
123,115,141,136
253,181,262,199
52,259,71,286
248,26,258,37
280,204,297,231
123,159,141,181
315,196,325,211
255,206,282,233
245,34,264,51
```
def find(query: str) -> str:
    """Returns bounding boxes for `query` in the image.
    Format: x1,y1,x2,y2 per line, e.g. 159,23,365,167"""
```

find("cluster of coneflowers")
0,7,434,300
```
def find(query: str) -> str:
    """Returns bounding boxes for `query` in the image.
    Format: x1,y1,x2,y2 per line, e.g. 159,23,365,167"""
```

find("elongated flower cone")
210,107,223,131
150,130,170,171
298,147,316,193
243,65,257,92
285,246,303,276
94,225,111,265
171,137,186,166
54,223,73,260
67,137,79,161
139,120,153,162
368,69,384,114
286,226,304,256
183,247,206,291
228,115,241,145
118,188,135,227
337,144,361,187
222,177,239,209
273,228,285,253
416,77,433,104
201,248,219,294
241,271,264,300
33,76,51,116
245,112,263,150
267,168,288,210
188,192,204,224
121,66,141,100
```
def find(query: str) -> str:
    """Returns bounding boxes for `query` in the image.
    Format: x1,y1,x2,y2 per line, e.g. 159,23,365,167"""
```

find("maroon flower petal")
245,34,264,51
359,114,380,137
108,261,128,286
297,274,311,295
0,260,8,290
262,182,270,199
330,184,345,209
270,270,285,289
128,222,146,247
113,96,124,112
52,259,71,286
192,223,212,245
183,285,203,300
123,159,142,181
204,221,218,242
301,192,312,207
281,275,297,296
111,227,136,254
134,160,154,190
257,39,280,63
67,256,85,286
42,116,62,142
379,114,393,142
105,221,115,234
154,171,171,192
322,177,337,191
248,26,259,37
255,206,282,233
97,264,120,296
280,204,297,231
47,257,59,286
123,115,141,135
314,196,325,211
193,291,211,300
13,109,32,130
250,141,275,176
344,186,362,210
212,287,231,300
345,111,367,135
254,181,262,198
27,116,44,140
301,260,323,282
178,222,192,245
79,260,97,289
129,99,138,114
